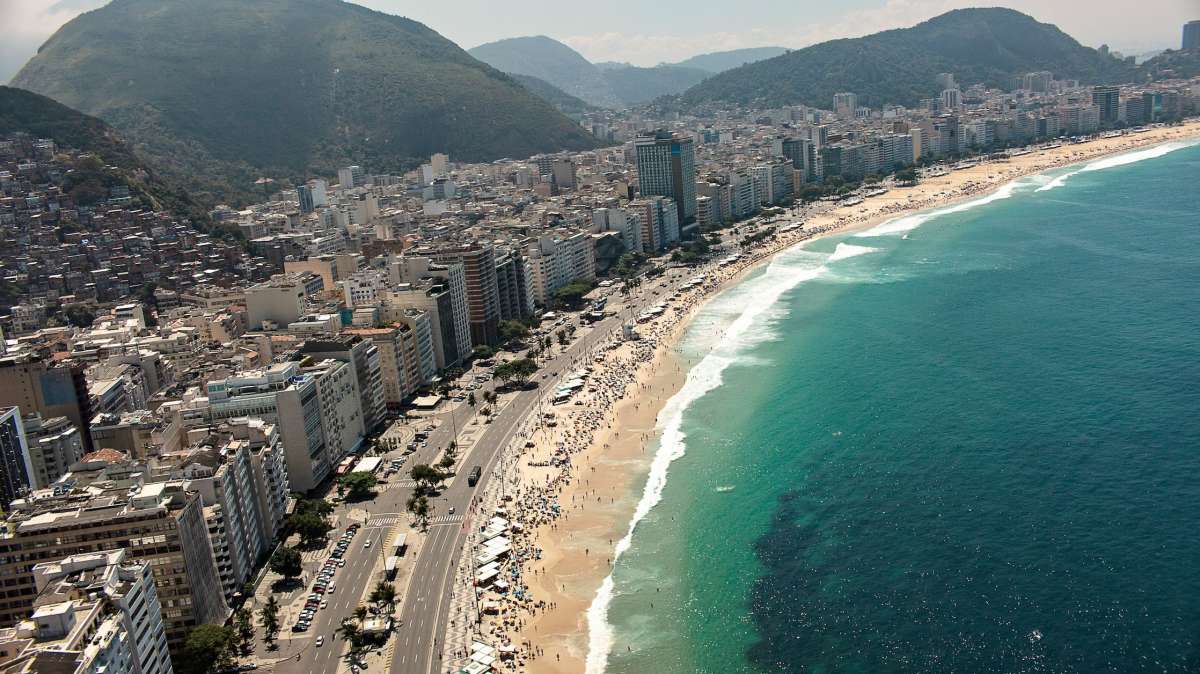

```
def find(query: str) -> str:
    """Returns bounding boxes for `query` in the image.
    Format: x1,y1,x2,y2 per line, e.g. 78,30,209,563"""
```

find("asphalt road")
267,269,695,674
389,274,699,674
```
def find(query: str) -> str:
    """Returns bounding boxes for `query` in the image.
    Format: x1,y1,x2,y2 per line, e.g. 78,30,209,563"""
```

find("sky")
1,0,1195,82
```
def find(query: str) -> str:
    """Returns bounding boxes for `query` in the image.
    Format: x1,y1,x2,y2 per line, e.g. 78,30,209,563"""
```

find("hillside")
600,65,712,106
12,0,600,205
469,36,622,109
672,47,790,73
1137,48,1200,82
683,8,1137,108
0,86,207,224
511,75,598,116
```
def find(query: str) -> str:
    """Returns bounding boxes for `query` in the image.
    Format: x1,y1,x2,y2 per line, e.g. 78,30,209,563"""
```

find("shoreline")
440,120,1200,674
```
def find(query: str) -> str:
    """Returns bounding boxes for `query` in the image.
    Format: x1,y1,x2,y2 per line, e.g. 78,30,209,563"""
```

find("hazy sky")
1,0,1195,82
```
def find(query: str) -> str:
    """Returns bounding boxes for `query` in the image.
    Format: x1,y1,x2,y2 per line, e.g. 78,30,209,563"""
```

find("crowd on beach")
435,196,849,672
433,126,1200,674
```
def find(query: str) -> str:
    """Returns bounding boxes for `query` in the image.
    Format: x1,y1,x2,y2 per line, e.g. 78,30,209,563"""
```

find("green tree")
467,392,476,408
336,619,363,654
472,344,496,360
259,596,281,648
494,358,538,387
290,511,332,547
498,319,531,347
553,279,594,309
233,607,254,656
338,472,378,501
369,581,398,614
410,464,446,491
269,546,302,581
180,624,235,674
406,494,432,529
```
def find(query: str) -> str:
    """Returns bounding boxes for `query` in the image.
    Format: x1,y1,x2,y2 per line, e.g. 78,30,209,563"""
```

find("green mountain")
682,8,1138,108
0,86,207,224
511,75,599,116
469,36,622,109
600,65,712,106
11,0,599,205
671,47,790,73
1137,48,1200,81
470,35,718,108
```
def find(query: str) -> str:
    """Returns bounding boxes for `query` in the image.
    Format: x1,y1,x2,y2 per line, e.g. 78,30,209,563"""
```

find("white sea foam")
827,243,880,262
856,180,1022,238
584,252,828,674
1034,170,1079,192
1080,139,1199,172
1037,139,1200,192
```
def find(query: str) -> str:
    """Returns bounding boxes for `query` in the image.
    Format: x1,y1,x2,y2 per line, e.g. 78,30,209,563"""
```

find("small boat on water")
715,485,736,493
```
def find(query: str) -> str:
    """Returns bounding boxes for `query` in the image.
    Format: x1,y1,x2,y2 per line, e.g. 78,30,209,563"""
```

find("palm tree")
259,596,280,648
354,606,369,623
336,619,362,652
370,581,398,615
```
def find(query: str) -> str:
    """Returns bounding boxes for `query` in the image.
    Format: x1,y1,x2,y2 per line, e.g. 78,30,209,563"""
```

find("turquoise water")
594,140,1200,674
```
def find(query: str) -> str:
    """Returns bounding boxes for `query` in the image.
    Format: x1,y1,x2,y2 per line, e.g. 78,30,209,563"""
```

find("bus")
467,465,482,487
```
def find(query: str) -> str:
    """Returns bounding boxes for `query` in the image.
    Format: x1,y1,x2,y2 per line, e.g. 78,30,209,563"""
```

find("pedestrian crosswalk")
379,479,417,490
366,515,403,528
428,514,465,526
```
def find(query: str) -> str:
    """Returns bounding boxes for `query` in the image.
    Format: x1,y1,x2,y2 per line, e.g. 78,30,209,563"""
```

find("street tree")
234,607,254,655
370,581,398,614
406,494,432,529
269,547,302,581
180,625,235,674
338,472,378,501
259,596,281,648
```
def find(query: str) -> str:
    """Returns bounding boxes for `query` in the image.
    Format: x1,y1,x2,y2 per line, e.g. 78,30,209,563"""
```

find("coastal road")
270,269,695,674
389,271,701,674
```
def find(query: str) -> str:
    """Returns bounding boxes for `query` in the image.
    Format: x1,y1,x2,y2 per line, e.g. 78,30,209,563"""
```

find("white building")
525,233,597,306
26,549,173,674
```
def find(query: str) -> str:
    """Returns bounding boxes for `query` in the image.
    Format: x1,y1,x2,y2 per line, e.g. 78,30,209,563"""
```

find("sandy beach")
439,120,1200,674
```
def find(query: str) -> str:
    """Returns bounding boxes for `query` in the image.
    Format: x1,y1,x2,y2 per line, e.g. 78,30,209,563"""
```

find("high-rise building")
20,413,83,489
630,197,681,254
337,165,365,189
425,244,501,347
775,137,813,181
387,257,472,368
1022,71,1054,93
430,153,450,177
31,549,174,674
296,184,315,214
635,131,697,225
941,88,962,111
494,252,535,320
0,407,32,509
1092,86,1120,127
1183,20,1200,50
297,336,387,434
525,233,597,306
0,483,228,654
833,92,858,118
0,354,93,453
309,179,328,207
207,360,364,492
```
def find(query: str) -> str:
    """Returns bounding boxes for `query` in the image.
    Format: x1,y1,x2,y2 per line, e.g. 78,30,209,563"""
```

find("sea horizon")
589,137,1200,674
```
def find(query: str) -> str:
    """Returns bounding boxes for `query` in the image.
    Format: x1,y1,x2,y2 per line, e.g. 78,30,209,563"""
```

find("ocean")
587,139,1200,674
